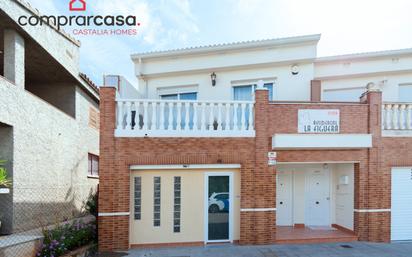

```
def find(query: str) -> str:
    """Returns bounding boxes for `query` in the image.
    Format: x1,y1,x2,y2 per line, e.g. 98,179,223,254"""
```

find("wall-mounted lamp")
211,72,217,86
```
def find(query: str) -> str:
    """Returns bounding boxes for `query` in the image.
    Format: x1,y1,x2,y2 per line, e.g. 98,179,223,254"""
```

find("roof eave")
131,34,321,61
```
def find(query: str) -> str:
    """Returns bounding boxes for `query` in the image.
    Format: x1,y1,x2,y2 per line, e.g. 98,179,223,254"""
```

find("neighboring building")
0,0,99,237
99,35,412,250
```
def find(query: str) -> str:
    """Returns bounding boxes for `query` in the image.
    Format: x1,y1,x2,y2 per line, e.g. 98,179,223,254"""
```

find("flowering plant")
37,220,96,257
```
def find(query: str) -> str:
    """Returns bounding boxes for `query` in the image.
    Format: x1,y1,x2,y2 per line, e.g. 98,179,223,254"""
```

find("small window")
161,92,197,100
233,83,273,101
153,177,161,227
134,177,141,220
88,154,99,177
322,87,366,102
173,176,181,233
399,84,412,102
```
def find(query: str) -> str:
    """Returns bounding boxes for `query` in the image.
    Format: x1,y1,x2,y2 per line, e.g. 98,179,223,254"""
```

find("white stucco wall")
320,73,412,102
0,77,99,232
138,63,314,102
332,163,354,230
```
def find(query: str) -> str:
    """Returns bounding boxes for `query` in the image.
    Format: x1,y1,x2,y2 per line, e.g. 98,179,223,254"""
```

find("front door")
305,169,330,226
206,173,233,243
276,170,293,226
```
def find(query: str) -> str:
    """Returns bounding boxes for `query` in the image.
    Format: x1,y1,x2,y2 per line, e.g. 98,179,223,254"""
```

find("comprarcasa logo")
69,0,86,11
18,0,141,36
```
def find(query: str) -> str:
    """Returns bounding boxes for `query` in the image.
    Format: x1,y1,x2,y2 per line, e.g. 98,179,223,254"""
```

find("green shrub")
37,220,96,257
0,160,12,188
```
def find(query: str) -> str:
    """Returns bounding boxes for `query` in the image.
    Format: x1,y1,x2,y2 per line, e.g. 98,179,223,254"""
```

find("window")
161,92,197,100
233,83,273,101
88,154,99,177
173,177,181,233
134,177,142,220
322,87,366,102
399,84,412,102
153,176,161,227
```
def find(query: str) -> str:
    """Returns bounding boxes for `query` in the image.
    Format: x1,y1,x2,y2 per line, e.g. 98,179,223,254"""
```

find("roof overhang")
132,34,321,61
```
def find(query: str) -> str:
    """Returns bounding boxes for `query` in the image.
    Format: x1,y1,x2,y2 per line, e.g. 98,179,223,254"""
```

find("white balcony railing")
382,103,412,130
115,99,255,137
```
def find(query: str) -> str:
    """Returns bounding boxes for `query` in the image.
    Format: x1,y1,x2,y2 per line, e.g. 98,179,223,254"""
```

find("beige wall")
129,169,240,245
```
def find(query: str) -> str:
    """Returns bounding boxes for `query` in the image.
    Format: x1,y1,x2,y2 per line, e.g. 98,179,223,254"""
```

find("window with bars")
153,177,161,227
134,177,141,220
88,154,99,177
173,177,181,233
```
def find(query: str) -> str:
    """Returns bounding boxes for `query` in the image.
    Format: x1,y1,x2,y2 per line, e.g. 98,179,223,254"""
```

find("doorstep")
275,226,358,244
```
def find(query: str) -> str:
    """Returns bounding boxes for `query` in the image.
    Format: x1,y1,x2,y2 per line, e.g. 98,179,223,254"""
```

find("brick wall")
99,86,412,251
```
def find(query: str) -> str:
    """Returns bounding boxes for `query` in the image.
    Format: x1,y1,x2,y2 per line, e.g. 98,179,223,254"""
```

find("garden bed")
60,243,96,257
36,219,96,257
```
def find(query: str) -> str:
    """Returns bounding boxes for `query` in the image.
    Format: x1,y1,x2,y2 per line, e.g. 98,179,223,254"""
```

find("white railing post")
400,104,406,130
125,101,132,130
176,102,182,131
117,101,123,129
392,104,399,130
184,102,190,131
240,103,246,130
233,103,239,130
407,105,412,130
200,103,206,131
216,103,222,131
225,103,230,130
152,102,157,130
159,102,165,131
142,101,148,130
385,104,392,130
193,103,199,131
207,103,213,130
248,103,254,130
167,102,173,130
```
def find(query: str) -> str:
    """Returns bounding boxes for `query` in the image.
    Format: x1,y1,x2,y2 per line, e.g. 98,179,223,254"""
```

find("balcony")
115,99,255,137
382,102,412,136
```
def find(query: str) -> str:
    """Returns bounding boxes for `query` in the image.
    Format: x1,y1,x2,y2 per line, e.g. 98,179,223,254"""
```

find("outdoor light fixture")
291,64,299,75
211,72,217,86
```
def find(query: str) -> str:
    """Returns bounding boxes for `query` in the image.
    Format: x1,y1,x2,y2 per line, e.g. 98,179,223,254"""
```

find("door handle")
280,201,283,205
315,201,319,204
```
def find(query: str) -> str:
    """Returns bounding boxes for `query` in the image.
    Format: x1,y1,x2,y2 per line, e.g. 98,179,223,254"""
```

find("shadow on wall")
12,187,97,234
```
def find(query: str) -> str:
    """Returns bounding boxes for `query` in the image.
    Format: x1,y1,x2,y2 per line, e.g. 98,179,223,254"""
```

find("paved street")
120,242,412,257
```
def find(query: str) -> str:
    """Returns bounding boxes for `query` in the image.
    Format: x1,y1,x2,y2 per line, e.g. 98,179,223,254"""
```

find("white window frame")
231,79,276,101
203,172,234,244
157,84,199,99
322,86,366,102
398,83,412,102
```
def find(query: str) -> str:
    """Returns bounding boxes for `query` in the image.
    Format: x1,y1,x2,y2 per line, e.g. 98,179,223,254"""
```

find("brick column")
355,83,389,242
98,86,120,251
240,81,276,244
3,29,25,88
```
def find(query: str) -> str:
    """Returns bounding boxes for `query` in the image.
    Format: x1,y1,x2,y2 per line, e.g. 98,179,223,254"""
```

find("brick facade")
99,86,412,251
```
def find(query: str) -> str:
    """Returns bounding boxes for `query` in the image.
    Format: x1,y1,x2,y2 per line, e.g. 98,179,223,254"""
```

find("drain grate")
340,244,353,249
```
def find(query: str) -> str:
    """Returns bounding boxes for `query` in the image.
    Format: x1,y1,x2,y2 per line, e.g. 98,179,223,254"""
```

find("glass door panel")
208,176,230,241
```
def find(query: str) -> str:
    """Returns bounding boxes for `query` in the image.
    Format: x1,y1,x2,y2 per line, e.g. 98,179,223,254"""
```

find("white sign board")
268,152,277,166
298,109,340,133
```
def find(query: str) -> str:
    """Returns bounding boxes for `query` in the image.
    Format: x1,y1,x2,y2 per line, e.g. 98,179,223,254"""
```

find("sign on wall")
298,109,340,133
268,152,277,166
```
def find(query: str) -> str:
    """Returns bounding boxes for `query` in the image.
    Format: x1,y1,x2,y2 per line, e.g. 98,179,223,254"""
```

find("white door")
276,170,293,226
391,168,412,241
305,169,330,226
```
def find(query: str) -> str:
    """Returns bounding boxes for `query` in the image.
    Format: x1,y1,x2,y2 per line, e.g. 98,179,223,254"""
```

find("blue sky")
26,0,412,87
